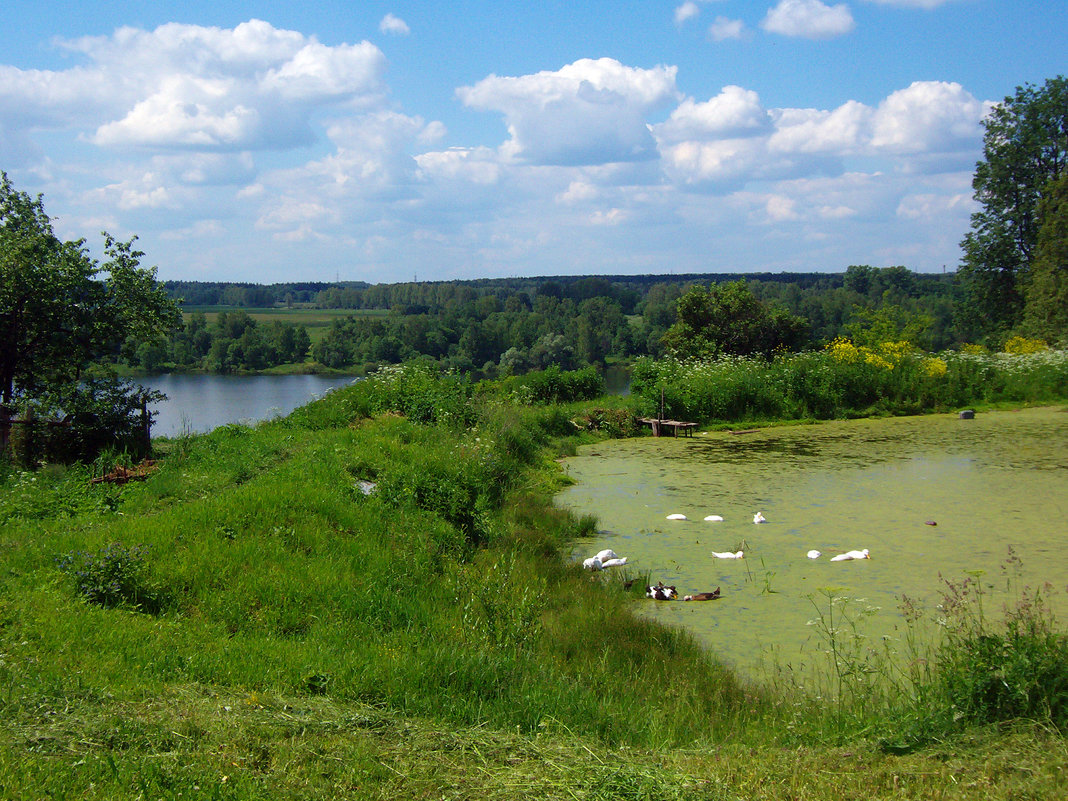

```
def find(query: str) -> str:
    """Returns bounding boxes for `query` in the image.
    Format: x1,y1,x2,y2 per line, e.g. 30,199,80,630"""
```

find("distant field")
181,306,389,343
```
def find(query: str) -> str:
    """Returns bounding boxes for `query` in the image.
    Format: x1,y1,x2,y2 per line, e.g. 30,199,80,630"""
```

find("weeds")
56,541,167,614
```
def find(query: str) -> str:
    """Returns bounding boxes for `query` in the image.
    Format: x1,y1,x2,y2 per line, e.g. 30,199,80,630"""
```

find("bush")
15,377,164,465
935,573,1068,731
56,541,167,613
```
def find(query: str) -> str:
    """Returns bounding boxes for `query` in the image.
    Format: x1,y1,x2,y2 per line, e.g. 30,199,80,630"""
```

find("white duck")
806,550,822,559
753,512,767,524
601,557,628,568
582,556,603,570
666,513,687,521
711,550,744,559
830,548,870,562
703,514,724,522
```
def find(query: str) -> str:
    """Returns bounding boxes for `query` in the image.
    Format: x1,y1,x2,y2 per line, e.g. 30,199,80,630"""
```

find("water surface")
556,407,1068,674
135,374,356,437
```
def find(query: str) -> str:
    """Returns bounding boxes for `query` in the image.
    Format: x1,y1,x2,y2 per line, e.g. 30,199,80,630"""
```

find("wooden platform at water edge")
638,418,698,437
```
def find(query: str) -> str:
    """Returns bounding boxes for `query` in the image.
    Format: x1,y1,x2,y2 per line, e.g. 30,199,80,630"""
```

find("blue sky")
2,1,1065,284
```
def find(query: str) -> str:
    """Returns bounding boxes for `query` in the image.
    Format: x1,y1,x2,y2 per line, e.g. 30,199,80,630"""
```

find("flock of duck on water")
581,510,872,602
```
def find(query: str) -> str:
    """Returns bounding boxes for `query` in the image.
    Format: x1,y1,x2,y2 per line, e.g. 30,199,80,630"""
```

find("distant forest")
142,267,960,375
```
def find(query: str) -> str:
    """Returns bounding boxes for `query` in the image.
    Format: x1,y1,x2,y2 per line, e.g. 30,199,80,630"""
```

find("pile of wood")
91,459,158,485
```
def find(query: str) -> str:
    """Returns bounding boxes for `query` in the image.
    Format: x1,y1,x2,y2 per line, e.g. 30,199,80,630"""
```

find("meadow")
181,306,389,346
1,361,1066,799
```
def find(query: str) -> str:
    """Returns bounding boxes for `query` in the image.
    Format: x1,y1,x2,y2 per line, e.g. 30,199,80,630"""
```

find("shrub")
935,572,1068,731
56,541,167,613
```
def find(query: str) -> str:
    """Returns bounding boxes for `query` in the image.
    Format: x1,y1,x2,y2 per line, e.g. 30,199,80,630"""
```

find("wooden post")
139,396,152,457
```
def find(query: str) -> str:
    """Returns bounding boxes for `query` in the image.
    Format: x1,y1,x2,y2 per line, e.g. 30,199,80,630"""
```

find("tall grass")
1,364,1066,798
631,343,1068,424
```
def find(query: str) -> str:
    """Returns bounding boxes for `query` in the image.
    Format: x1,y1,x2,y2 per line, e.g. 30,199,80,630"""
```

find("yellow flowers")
825,337,861,363
924,357,948,378
825,337,915,371
1003,336,1048,355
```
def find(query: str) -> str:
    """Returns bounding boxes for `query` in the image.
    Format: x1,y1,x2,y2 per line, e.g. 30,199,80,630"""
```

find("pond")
555,407,1068,675
135,374,356,438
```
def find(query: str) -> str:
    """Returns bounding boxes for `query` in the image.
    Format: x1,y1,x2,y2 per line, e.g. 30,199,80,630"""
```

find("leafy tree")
1022,172,1068,341
958,76,1068,338
0,173,180,405
661,281,808,360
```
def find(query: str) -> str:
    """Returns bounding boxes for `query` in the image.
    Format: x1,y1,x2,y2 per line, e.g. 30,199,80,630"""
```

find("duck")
666,513,687,521
683,588,721,601
753,512,767,524
595,549,618,562
830,548,870,562
806,549,822,559
582,556,603,570
711,550,744,559
646,582,677,601
703,514,724,522
601,557,628,569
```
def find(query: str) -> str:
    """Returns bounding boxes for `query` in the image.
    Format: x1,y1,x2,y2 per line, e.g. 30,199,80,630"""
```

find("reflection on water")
556,407,1068,675
136,374,356,438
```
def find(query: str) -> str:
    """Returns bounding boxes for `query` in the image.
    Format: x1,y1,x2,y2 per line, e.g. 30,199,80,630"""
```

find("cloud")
657,80,987,190
709,17,747,41
761,0,856,39
380,14,411,36
656,86,772,142
863,0,957,8
1,20,386,153
674,2,701,26
457,58,679,166
871,81,988,154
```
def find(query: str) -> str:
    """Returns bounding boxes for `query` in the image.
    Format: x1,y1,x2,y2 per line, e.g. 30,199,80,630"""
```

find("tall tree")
661,281,808,360
0,173,181,404
957,76,1068,338
1022,172,1068,341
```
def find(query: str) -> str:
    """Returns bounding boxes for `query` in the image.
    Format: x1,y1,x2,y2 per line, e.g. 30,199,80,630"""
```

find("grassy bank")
632,340,1068,425
2,365,1066,799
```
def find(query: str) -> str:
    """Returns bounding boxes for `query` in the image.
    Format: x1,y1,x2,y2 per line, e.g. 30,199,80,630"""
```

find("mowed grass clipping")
2,370,1067,800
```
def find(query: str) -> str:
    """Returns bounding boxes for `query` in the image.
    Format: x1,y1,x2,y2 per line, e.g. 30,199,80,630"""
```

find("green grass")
1,368,1066,799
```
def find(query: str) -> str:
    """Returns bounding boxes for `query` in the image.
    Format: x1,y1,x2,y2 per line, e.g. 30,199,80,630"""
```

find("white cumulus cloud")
709,17,747,41
380,14,411,35
761,0,856,39
675,2,701,26
457,58,679,166
1,20,386,153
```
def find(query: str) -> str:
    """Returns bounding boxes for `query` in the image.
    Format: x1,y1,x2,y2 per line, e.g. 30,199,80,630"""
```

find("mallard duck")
683,588,721,601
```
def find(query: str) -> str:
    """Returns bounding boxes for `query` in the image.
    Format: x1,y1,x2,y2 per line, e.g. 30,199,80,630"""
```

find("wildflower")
1003,336,1048,355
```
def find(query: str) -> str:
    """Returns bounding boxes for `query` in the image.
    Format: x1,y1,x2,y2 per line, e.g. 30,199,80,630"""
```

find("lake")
555,407,1068,675
136,365,630,439
135,374,357,438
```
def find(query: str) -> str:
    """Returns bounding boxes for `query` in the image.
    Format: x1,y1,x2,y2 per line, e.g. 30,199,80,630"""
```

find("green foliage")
0,174,180,404
631,346,1068,425
486,364,606,405
16,376,163,464
56,541,166,613
661,280,808,360
934,570,1068,733
2,369,1068,798
1022,172,1068,343
958,75,1068,338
